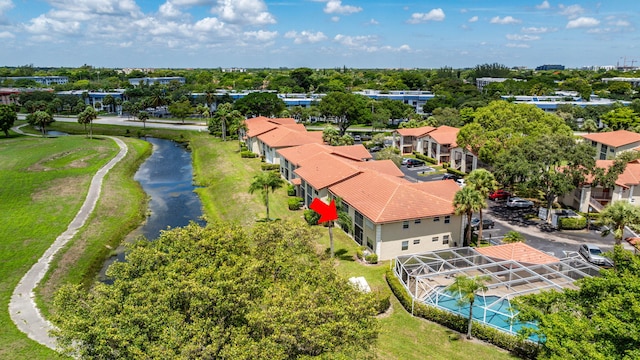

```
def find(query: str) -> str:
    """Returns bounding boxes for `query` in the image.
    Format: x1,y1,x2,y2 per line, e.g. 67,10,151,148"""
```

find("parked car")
353,135,361,141
402,158,411,166
369,145,382,152
405,158,425,168
579,244,613,267
470,217,495,230
455,178,466,187
506,197,534,208
489,189,511,201
442,173,460,181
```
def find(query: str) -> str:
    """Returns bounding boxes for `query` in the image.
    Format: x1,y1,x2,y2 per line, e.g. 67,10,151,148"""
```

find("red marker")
309,198,338,223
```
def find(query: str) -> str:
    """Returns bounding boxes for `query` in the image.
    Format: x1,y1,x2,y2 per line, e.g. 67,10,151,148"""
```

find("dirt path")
8,133,128,351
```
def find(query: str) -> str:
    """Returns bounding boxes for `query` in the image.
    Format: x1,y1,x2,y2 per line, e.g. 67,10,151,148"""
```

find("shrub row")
413,152,437,164
559,217,587,230
384,268,539,359
260,163,280,171
240,150,258,158
446,167,466,177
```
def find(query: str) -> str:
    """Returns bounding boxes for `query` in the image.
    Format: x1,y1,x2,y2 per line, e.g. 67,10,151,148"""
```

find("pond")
99,137,205,282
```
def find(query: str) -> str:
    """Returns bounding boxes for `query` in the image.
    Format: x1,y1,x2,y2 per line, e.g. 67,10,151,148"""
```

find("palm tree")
466,169,497,242
28,110,54,137
138,111,149,129
502,230,526,243
453,187,485,247
446,275,490,340
210,103,243,141
598,201,640,246
248,171,285,221
77,106,98,138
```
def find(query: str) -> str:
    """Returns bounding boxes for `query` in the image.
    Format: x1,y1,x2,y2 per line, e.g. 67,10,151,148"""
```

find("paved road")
8,129,128,350
18,114,209,132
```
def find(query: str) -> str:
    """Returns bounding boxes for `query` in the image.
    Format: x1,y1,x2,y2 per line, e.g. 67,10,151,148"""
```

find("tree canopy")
53,221,379,359
318,92,371,136
0,104,17,136
233,92,285,117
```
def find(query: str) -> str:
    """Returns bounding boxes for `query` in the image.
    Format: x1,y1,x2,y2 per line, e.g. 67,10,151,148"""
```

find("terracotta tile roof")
277,143,372,166
258,127,323,148
591,160,640,188
428,125,459,146
294,152,362,189
354,160,405,177
291,178,301,185
244,117,299,137
582,130,640,148
396,126,436,137
476,242,559,265
329,175,457,223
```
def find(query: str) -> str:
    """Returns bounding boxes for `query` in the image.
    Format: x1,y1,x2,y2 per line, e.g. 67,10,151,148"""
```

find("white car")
506,197,534,208
579,244,613,267
455,178,466,187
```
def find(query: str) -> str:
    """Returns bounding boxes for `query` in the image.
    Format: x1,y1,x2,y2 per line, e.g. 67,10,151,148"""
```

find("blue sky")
0,0,637,69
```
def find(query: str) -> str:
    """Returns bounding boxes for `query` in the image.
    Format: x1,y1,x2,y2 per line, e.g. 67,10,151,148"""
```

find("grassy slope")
0,135,119,359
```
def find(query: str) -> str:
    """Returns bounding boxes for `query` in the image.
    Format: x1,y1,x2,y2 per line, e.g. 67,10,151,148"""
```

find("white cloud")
468,16,478,23
284,30,327,44
558,4,584,19
610,19,631,27
407,8,445,24
0,30,14,38
522,26,555,34
331,16,340,22
566,17,600,29
24,14,81,36
368,18,379,25
506,34,540,41
398,44,411,51
536,1,550,10
46,0,141,17
324,0,362,15
334,34,376,47
490,16,521,25
215,0,275,25
0,0,14,14
244,30,277,41
506,43,530,48
159,2,183,17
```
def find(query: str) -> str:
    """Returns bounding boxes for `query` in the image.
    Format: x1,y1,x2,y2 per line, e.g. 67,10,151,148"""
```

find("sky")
0,0,638,69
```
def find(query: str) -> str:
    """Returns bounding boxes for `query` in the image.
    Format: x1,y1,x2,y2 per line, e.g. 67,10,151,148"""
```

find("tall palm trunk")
264,184,270,220
467,299,475,339
478,209,484,243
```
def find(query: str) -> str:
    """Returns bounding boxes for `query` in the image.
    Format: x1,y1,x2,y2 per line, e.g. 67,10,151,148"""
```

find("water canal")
99,137,205,281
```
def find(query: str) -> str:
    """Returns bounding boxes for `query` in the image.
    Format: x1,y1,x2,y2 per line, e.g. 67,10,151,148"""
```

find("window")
443,235,450,245
403,221,409,229
366,237,374,250
414,219,421,224
433,217,440,222
413,239,420,245
432,236,439,242
444,216,451,224
365,218,374,229
591,141,597,146
402,241,409,251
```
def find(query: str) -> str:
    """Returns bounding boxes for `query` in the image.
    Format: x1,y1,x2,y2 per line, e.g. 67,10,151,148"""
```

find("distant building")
601,77,640,88
535,64,565,71
353,90,435,115
1,76,68,85
475,77,522,91
128,77,186,86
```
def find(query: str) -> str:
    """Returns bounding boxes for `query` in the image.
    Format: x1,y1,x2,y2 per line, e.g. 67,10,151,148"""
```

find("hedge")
288,197,304,210
287,184,296,196
385,268,539,359
446,167,466,177
413,152,437,164
240,150,258,158
261,163,280,171
559,217,587,230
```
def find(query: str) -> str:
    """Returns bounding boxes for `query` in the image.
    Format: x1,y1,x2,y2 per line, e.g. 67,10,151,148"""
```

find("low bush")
288,197,303,210
356,246,366,260
304,209,320,225
446,167,466,177
240,150,258,158
287,184,296,196
365,253,378,264
261,163,280,171
559,217,587,230
373,291,391,314
385,268,539,359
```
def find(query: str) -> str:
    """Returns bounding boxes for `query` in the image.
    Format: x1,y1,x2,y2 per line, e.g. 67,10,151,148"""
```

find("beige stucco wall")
377,215,464,261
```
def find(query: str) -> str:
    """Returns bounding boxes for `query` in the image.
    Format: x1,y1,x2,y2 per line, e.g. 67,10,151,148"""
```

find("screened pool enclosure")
394,247,600,337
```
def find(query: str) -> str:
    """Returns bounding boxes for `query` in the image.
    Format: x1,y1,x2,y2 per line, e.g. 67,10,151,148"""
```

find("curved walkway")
8,128,128,350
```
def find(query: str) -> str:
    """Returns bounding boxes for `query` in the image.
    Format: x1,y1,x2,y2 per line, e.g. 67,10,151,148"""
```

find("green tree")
502,230,526,243
137,110,149,129
0,104,17,137
234,92,285,117
453,187,485,247
601,107,639,130
209,103,244,141
102,94,114,113
27,110,54,137
168,99,193,123
598,201,640,246
318,92,371,136
248,171,285,221
53,221,379,359
465,169,497,242
446,275,490,339
374,146,403,167
77,106,98,138
582,118,598,133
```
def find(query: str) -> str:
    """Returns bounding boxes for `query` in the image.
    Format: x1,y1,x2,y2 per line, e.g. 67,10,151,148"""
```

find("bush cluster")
304,209,320,225
286,184,296,196
446,167,466,177
240,150,258,158
559,217,587,230
288,197,304,210
260,163,280,171
365,253,378,264
385,268,539,359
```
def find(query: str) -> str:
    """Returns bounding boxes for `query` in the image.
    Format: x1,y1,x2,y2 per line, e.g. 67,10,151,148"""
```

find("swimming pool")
425,289,539,341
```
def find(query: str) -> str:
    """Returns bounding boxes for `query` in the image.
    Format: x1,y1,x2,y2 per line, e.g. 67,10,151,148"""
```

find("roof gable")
582,130,640,148
427,125,460,146
395,126,436,138
258,127,322,148
476,242,559,265
294,152,361,189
